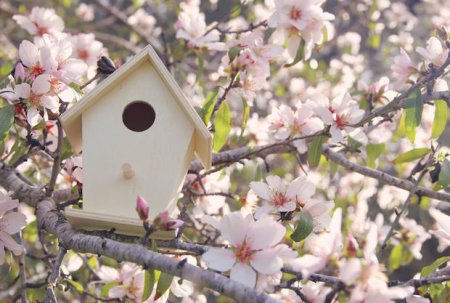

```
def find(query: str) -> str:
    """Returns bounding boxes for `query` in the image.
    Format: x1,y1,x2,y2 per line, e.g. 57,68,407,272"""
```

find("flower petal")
1,212,27,234
0,231,23,255
246,216,285,250
251,248,283,275
202,248,235,272
32,74,51,95
219,212,252,246
19,40,39,68
249,182,272,201
230,262,256,288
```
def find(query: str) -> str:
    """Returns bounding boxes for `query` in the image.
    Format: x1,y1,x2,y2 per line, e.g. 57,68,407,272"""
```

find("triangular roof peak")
61,45,212,169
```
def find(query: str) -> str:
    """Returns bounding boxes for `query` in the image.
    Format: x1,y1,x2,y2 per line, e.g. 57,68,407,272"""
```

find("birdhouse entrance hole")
122,101,156,132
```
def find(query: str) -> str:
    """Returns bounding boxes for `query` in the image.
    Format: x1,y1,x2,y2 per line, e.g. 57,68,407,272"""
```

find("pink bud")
14,63,27,80
136,196,149,221
153,211,184,230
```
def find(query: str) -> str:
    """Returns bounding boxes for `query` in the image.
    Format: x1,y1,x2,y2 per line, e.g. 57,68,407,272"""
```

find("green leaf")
213,102,231,153
421,256,450,277
239,97,250,137
61,138,75,161
142,269,156,301
200,89,218,125
367,143,385,168
100,282,119,298
308,136,326,167
389,243,413,271
228,46,242,62
155,271,174,300
284,38,305,68
0,105,14,143
439,158,450,187
432,100,448,138
404,89,423,143
392,148,431,164
65,279,84,293
290,212,314,242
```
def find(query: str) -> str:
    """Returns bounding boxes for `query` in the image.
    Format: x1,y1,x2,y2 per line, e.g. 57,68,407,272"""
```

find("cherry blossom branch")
354,53,450,127
44,245,67,303
322,146,450,203
210,72,239,123
34,196,279,303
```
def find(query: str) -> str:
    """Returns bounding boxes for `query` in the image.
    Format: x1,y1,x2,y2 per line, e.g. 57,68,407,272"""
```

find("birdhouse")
61,45,212,239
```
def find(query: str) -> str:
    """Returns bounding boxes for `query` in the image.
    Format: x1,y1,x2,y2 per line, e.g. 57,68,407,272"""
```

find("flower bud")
136,195,149,221
152,211,184,230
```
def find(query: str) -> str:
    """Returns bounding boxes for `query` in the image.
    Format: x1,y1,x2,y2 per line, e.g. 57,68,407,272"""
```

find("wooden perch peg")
122,163,134,179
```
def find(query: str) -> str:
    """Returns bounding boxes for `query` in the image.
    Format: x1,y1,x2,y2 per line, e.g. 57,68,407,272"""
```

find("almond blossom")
250,175,299,213
268,101,323,152
202,212,289,288
13,7,65,38
391,48,416,84
268,0,334,60
416,36,449,67
176,0,220,49
13,74,59,126
98,262,167,302
339,224,414,302
71,33,105,66
289,208,342,278
311,93,366,144
0,192,27,265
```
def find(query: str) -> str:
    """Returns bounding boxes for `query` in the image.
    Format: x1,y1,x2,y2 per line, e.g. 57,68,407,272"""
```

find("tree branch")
34,197,279,303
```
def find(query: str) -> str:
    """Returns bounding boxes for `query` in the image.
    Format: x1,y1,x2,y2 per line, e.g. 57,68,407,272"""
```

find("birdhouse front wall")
81,60,195,220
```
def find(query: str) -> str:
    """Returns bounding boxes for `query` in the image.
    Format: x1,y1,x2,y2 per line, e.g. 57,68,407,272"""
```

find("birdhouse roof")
61,45,212,169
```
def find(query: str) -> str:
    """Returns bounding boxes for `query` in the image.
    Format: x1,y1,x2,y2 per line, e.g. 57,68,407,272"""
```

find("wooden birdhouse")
61,45,212,239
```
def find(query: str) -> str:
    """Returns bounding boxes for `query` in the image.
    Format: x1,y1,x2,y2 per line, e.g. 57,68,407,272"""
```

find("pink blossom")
71,33,105,66
416,37,449,67
13,74,59,126
268,0,334,60
128,9,158,36
76,3,95,22
202,212,288,288
250,175,299,213
289,208,342,278
268,102,323,153
312,93,366,143
176,1,220,49
0,192,27,265
391,48,416,84
13,7,64,37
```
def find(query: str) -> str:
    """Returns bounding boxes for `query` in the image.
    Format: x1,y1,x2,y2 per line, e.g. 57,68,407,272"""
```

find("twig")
322,146,450,203
17,234,29,303
46,120,64,196
354,53,450,127
380,150,434,249
210,73,239,123
44,245,67,303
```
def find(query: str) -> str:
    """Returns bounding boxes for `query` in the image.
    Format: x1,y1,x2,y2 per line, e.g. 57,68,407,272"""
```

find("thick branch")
34,197,279,303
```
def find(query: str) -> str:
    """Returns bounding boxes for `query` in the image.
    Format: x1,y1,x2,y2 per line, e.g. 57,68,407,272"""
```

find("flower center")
30,65,44,78
273,191,288,207
78,49,89,60
36,26,48,36
333,113,348,129
289,7,302,20
235,242,253,263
